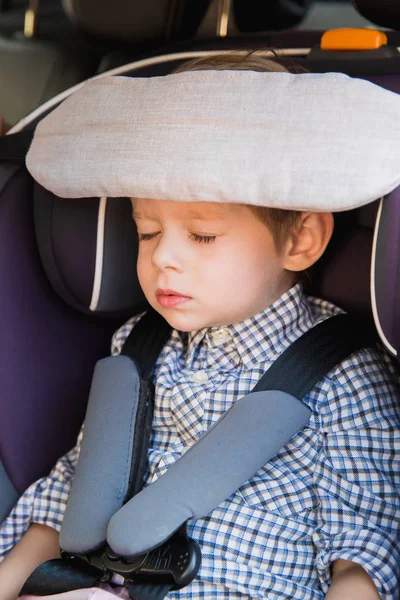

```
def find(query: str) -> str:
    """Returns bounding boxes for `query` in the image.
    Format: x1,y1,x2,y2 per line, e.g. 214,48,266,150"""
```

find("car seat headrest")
353,0,400,30
62,0,212,44
371,187,400,358
26,71,400,211
307,214,374,320
233,0,312,33
34,186,146,315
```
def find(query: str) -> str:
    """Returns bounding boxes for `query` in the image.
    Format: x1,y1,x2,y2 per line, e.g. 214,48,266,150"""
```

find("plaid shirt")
1,284,400,599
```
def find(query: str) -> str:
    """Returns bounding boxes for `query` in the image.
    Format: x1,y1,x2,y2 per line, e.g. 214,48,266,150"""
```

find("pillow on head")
26,70,400,212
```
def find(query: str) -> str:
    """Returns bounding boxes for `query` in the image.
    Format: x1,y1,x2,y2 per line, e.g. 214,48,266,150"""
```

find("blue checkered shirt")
1,284,400,599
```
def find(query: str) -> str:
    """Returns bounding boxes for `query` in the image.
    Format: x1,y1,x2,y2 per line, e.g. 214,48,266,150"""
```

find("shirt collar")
183,283,315,369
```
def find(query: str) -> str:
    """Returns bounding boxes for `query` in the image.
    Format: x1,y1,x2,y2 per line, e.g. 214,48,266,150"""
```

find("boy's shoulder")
292,294,400,431
110,312,146,356
309,339,400,432
110,311,180,358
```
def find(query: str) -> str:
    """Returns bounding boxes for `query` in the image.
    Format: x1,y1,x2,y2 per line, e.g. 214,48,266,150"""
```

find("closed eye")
189,233,216,244
138,231,217,244
138,232,160,241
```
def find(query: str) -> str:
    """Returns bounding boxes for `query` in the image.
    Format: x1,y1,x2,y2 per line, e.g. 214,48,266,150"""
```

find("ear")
283,212,334,272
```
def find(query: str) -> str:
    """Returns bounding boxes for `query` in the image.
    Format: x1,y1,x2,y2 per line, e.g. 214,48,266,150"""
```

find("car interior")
0,0,399,594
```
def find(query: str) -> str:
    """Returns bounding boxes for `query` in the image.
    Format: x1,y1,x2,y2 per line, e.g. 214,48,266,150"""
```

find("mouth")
155,288,192,309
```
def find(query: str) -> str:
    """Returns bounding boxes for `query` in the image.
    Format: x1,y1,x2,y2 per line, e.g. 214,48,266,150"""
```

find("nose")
151,232,183,272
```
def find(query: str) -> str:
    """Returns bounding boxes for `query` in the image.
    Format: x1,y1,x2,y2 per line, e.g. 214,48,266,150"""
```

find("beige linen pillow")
26,70,400,211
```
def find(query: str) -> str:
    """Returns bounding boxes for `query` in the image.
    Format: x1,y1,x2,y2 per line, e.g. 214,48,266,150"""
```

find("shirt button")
213,328,231,346
190,370,209,384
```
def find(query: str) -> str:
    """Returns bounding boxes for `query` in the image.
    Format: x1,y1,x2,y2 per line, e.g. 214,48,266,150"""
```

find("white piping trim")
90,196,107,312
8,48,310,134
370,198,397,356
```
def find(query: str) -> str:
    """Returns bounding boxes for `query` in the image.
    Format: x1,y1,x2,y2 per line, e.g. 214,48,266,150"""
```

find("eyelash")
190,232,216,244
138,232,216,244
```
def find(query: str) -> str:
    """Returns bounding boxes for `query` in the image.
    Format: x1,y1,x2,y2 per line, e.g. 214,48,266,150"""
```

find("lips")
155,288,192,309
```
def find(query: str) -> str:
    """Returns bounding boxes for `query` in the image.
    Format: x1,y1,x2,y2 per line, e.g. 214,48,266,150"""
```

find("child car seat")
2,22,400,512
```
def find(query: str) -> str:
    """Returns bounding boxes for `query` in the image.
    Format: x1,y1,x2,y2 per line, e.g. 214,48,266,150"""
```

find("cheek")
217,241,280,291
197,249,254,297
136,247,150,288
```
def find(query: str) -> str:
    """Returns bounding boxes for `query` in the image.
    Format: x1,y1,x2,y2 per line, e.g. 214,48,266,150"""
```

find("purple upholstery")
367,75,400,95
307,224,373,318
364,76,400,355
0,164,120,493
373,187,400,355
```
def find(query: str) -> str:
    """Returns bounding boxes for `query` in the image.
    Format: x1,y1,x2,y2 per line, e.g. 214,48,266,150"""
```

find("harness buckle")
75,525,201,591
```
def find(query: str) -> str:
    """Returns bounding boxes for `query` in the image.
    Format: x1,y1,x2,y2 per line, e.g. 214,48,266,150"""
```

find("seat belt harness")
20,314,375,599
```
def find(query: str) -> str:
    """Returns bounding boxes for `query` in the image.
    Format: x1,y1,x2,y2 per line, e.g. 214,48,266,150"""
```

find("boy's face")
131,198,294,332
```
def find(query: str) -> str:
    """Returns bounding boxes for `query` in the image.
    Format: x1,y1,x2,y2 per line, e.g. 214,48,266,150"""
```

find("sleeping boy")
0,53,399,600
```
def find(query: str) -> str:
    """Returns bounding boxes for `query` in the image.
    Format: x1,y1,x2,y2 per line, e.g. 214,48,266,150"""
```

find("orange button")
321,28,388,51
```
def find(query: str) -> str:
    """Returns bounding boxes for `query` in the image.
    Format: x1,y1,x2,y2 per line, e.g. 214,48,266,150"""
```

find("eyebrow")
185,208,225,220
132,205,226,221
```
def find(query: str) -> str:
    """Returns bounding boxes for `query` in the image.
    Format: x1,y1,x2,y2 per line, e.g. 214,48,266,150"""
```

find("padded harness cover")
61,383,310,555
60,356,141,553
107,390,310,556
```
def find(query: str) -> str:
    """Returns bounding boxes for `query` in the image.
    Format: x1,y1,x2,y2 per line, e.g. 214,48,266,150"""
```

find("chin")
163,315,202,332
157,310,209,333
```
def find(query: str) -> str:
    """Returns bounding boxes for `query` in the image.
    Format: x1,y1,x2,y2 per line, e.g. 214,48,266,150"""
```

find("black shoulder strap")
0,130,34,161
253,313,375,396
121,307,172,379
121,308,172,498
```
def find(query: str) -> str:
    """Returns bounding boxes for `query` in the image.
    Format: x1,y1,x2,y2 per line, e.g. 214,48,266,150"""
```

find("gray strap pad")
0,458,19,524
107,390,311,556
60,356,141,553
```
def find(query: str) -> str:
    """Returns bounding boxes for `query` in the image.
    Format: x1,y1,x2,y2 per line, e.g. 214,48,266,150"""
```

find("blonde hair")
173,50,291,75
174,50,305,251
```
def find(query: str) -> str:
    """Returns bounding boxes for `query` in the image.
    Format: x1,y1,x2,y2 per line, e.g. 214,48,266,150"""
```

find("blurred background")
0,0,395,129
